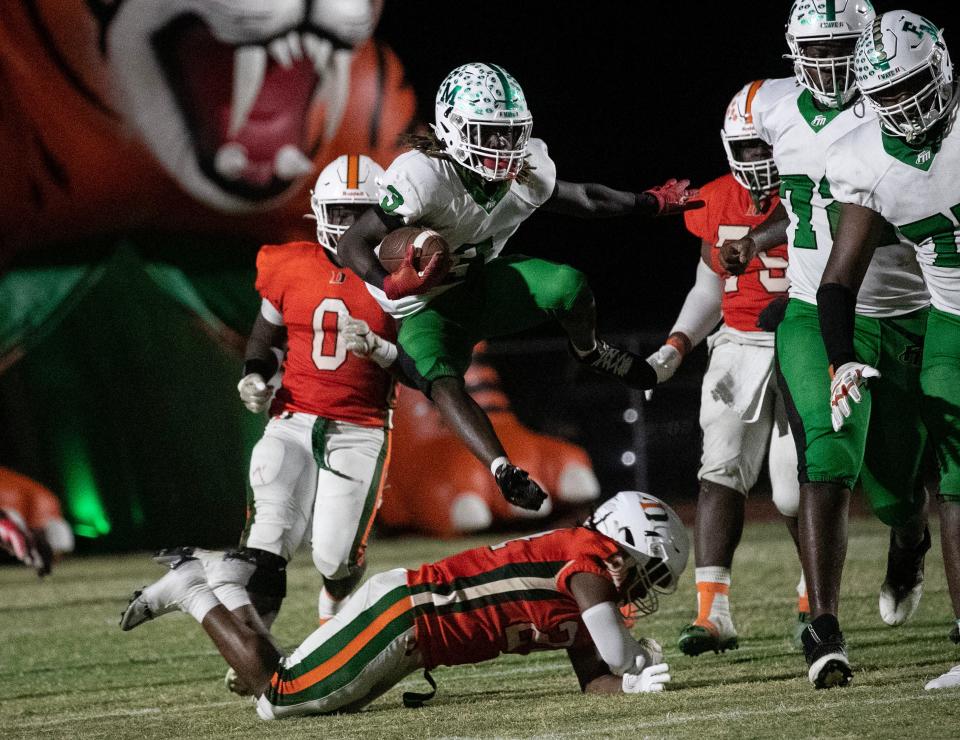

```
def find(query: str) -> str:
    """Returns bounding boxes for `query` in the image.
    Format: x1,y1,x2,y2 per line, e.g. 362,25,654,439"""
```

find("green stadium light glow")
59,436,111,538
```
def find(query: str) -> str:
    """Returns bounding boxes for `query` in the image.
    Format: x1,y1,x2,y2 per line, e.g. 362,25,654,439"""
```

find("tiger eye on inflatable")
0,0,414,261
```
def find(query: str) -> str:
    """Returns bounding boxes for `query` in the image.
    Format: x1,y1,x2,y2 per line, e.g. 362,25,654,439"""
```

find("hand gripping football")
377,227,450,273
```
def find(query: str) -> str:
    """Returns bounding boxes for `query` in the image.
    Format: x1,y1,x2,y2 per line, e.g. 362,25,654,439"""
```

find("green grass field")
2,518,957,739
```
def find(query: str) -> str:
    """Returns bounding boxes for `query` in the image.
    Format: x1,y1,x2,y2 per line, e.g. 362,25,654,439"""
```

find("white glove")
339,314,397,368
830,361,881,432
237,373,272,413
622,661,671,693
644,344,682,401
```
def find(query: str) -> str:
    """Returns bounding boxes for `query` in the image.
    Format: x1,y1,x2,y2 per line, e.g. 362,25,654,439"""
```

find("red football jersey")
683,174,789,332
255,242,397,426
407,527,621,670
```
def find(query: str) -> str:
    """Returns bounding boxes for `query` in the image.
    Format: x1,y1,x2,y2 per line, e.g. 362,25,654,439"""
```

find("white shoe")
878,580,923,626
119,556,205,631
924,665,960,690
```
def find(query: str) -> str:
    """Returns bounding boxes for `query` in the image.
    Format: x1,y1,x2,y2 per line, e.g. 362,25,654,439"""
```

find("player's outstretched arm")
0,508,51,575
540,179,701,219
719,202,788,275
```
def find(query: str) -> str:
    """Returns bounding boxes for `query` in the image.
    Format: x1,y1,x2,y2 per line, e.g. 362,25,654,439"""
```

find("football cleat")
225,666,255,697
573,339,656,391
119,555,204,631
678,615,739,656
925,665,960,691
950,621,960,645
879,527,931,627
802,614,852,689
494,464,547,511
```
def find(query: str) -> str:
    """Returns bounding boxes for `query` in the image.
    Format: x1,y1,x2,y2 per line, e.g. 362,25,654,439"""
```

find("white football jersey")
753,83,928,317
827,118,960,316
367,138,558,317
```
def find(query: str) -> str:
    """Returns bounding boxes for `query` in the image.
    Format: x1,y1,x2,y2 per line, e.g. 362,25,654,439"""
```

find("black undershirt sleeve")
816,283,858,370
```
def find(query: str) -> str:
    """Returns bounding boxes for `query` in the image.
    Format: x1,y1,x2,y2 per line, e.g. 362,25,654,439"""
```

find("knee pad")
769,429,800,518
311,471,368,580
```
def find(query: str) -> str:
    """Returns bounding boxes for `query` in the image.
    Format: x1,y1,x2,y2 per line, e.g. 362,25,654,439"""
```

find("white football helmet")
587,491,689,616
785,0,877,108
432,63,533,181
721,80,780,196
855,11,955,142
309,154,384,252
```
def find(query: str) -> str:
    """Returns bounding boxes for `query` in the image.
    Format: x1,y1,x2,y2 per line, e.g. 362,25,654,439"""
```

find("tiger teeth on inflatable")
0,0,414,259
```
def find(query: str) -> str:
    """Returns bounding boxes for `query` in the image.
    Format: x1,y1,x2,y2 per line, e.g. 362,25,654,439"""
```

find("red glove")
644,178,703,216
382,245,451,300
0,509,50,575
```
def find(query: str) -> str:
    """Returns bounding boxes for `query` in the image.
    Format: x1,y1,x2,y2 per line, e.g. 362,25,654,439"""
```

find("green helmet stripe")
824,0,836,21
487,63,515,110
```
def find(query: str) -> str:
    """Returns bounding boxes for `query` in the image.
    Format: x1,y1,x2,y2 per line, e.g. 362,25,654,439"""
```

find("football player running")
648,79,806,656
335,63,700,514
719,1,931,689
213,155,398,675
120,491,688,717
816,10,960,691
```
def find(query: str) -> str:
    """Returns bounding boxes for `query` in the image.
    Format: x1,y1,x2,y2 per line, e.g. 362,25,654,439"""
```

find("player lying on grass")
336,62,701,514
120,491,689,718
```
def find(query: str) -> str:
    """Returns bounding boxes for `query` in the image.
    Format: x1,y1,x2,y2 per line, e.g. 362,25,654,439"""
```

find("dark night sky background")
376,0,947,334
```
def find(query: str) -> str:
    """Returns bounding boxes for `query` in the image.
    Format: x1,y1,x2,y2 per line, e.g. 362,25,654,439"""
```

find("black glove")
757,295,789,332
494,464,547,511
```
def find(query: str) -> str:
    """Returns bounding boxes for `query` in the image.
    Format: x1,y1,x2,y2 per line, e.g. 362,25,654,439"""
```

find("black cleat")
879,526,931,626
494,464,547,511
802,614,852,689
573,339,656,391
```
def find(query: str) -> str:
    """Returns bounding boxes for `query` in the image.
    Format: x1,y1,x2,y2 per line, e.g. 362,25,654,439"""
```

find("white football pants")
698,339,800,516
244,412,390,579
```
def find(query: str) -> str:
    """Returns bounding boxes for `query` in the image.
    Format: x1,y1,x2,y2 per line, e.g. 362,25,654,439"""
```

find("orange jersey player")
205,157,397,683
121,492,690,718
644,79,806,657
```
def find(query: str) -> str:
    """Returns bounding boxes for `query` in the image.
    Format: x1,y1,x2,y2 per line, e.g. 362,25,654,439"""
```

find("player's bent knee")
772,485,800,518
546,265,590,313
872,501,921,529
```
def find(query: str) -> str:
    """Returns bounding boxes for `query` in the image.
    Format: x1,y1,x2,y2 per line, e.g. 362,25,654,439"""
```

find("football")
377,226,450,273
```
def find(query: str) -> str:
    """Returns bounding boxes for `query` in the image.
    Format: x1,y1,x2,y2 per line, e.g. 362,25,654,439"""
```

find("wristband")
665,332,692,358
490,456,509,476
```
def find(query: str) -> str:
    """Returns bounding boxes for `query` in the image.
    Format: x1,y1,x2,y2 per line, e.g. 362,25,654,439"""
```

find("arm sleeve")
817,283,858,369
669,259,723,347
581,602,645,676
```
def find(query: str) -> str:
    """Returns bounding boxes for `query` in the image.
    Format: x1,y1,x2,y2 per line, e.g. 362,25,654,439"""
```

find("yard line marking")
6,700,241,729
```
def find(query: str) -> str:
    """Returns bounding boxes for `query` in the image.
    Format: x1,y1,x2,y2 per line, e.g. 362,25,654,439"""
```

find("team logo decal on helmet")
586,491,690,616
309,154,385,253
785,0,876,108
432,62,533,181
854,11,955,142
721,80,780,197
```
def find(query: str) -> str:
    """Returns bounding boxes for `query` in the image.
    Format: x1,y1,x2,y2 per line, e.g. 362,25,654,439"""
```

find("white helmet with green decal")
785,0,876,108
855,11,955,142
432,62,533,182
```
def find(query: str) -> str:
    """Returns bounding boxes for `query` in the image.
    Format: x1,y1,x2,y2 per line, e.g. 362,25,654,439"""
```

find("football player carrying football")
218,155,398,657
719,1,931,688
120,491,688,717
647,79,806,656
335,62,700,514
816,10,960,691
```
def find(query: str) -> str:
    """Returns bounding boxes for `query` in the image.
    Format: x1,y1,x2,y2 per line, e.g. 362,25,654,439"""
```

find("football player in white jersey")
337,62,699,512
817,10,960,691
719,0,931,689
